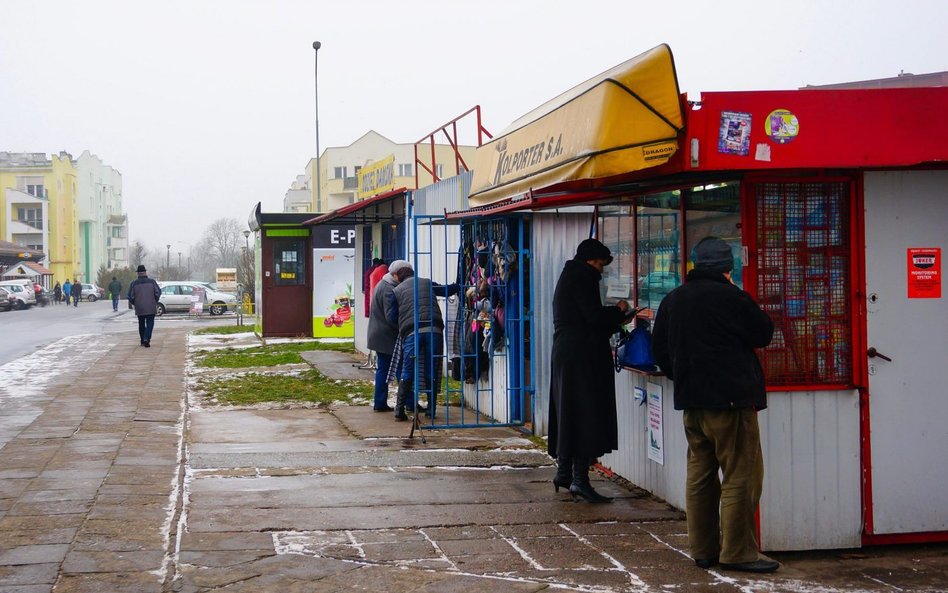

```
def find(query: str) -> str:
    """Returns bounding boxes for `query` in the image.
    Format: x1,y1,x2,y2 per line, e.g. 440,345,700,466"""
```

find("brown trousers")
683,408,764,564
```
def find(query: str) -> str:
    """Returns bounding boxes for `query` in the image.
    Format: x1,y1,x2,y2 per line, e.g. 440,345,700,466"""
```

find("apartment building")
75,150,128,279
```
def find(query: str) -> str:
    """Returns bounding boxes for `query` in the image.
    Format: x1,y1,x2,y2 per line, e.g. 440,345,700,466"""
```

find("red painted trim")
863,531,948,546
302,187,408,225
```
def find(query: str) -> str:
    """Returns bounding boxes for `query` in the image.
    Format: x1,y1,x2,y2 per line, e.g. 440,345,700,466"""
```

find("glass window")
598,205,634,305
435,164,444,178
179,285,194,295
398,163,412,177
274,240,306,286
636,190,681,312
161,285,178,295
684,182,743,288
333,166,347,179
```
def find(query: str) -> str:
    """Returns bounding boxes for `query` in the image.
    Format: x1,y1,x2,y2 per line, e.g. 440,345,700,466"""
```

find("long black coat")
652,269,774,411
548,259,627,460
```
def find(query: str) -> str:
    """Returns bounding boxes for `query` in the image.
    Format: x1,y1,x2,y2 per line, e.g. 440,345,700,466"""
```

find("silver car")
157,281,237,316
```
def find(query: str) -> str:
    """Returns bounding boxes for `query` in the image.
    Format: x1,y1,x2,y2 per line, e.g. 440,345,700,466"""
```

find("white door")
863,170,948,535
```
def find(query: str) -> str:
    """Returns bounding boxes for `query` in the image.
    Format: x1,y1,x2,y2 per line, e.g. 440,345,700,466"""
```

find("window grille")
754,181,852,387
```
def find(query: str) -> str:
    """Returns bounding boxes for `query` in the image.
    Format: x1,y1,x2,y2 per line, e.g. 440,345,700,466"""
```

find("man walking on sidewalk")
71,278,82,306
128,265,161,347
108,276,123,312
652,236,777,574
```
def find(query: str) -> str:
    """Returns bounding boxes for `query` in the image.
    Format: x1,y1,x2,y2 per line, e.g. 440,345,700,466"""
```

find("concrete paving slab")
299,350,374,382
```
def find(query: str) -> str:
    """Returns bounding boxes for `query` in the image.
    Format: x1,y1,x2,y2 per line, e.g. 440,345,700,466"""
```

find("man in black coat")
652,236,778,573
548,238,631,503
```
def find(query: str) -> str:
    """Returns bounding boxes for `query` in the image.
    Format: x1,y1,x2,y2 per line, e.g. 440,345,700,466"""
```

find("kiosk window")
754,181,852,387
636,191,681,312
274,240,306,286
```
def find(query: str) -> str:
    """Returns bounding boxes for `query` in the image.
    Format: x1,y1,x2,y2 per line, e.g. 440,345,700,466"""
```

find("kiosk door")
863,170,948,536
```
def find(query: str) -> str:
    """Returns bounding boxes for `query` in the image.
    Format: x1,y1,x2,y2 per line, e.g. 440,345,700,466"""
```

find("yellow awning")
469,44,684,207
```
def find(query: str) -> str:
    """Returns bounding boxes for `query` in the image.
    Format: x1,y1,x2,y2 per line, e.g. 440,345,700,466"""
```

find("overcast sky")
1,0,944,253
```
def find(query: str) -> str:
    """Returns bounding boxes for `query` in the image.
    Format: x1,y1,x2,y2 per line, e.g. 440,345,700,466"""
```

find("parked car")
80,283,105,302
0,279,36,308
0,286,17,311
157,281,238,316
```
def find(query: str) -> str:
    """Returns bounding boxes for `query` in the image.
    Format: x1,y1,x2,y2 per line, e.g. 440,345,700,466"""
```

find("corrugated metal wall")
531,210,595,435
759,390,861,550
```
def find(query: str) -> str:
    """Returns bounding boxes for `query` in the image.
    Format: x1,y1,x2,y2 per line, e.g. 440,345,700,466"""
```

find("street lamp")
178,251,182,270
166,244,171,269
313,40,322,212
243,229,251,251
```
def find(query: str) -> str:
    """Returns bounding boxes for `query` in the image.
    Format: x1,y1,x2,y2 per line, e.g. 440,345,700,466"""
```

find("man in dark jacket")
652,236,777,573
127,265,162,347
108,276,122,312
71,279,82,306
389,265,458,421
366,260,406,412
548,238,632,504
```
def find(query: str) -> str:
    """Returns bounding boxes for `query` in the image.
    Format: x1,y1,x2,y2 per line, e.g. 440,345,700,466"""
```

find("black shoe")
719,559,780,573
143,341,150,348
568,482,613,503
394,410,408,421
553,475,571,493
694,556,719,569
373,404,394,412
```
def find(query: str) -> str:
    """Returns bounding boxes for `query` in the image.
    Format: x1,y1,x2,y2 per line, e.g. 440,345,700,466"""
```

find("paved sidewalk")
1,330,946,592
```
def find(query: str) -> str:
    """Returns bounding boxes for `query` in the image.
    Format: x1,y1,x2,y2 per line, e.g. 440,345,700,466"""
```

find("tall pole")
313,41,322,212
166,244,170,269
178,251,182,270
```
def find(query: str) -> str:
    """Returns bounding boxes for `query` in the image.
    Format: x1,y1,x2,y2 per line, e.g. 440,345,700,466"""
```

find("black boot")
569,457,613,503
394,380,410,421
553,456,572,493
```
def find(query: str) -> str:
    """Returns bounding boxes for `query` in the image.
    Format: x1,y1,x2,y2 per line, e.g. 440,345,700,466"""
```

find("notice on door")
646,382,664,465
907,248,941,299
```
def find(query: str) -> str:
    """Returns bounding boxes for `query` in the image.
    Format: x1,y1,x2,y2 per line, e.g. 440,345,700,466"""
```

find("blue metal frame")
409,213,533,431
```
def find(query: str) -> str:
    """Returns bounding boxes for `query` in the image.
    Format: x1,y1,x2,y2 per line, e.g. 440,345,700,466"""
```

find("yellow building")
304,131,477,213
0,151,79,282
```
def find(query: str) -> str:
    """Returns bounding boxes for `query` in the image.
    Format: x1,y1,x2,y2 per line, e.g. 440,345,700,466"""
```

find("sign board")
190,286,205,314
216,268,237,293
312,225,356,249
646,381,664,465
312,248,355,338
357,155,395,199
907,247,941,299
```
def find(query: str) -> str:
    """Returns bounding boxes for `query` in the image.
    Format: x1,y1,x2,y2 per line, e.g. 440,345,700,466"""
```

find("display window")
597,177,853,389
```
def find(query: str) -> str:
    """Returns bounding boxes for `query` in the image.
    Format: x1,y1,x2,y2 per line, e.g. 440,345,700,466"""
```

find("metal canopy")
302,188,408,226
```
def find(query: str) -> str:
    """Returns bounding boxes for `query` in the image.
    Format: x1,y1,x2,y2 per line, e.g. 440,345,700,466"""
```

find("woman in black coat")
548,239,631,503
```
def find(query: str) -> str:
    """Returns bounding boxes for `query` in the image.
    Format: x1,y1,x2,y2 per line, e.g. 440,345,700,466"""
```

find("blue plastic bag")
616,317,657,372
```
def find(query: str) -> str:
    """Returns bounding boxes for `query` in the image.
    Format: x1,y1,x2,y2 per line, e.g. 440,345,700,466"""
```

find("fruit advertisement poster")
312,248,355,337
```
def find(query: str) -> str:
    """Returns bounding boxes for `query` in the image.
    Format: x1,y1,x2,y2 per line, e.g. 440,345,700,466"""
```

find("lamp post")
313,40,322,212
243,229,251,251
178,251,182,270
166,244,171,270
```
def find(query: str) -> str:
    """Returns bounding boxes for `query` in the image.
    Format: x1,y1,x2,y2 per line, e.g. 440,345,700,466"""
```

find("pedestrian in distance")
388,263,459,421
53,281,62,304
127,265,161,347
108,276,122,312
366,259,402,412
548,238,633,504
652,236,778,574
63,279,71,305
71,279,82,306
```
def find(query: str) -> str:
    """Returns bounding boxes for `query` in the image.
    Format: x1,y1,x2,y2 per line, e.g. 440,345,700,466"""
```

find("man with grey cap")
652,237,777,573
367,260,410,412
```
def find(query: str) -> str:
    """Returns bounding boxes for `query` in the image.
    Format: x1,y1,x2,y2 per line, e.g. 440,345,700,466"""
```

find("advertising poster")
718,111,752,156
312,225,356,337
190,286,205,314
646,381,664,465
907,247,941,298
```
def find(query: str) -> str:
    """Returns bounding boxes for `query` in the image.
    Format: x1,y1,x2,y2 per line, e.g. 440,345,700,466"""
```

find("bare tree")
202,218,243,269
130,241,147,269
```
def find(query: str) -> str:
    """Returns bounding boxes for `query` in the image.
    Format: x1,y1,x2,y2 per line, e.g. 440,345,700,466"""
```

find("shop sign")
907,247,941,298
357,155,395,200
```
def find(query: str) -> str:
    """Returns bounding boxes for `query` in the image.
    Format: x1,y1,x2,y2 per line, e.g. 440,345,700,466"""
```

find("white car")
157,281,237,316
0,279,36,308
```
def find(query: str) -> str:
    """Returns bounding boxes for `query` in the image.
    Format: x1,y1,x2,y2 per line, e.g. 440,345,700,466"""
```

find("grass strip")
199,369,372,406
196,340,354,368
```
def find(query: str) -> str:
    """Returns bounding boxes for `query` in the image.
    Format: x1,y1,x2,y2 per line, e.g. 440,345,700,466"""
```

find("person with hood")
366,259,407,412
548,238,632,503
108,276,123,312
127,265,162,347
63,279,71,304
652,236,777,573
53,281,62,304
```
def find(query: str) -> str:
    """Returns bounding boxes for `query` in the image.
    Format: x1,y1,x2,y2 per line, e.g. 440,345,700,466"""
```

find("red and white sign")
907,247,941,299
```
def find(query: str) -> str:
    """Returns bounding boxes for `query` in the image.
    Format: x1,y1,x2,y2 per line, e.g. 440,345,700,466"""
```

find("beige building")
296,130,476,213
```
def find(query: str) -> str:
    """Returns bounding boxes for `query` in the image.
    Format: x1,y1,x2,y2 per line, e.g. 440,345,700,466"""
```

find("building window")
17,207,43,229
381,220,405,262
361,227,373,293
112,248,125,260
26,184,45,198
399,163,412,177
333,166,347,179
274,240,306,286
111,227,124,238
753,180,852,388
435,164,444,179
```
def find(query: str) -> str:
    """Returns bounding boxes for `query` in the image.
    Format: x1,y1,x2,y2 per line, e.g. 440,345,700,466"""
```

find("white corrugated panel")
759,390,862,550
531,211,596,436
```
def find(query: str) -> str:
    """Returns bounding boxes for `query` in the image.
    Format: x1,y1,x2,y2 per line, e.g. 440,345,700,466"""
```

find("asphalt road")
0,298,237,366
